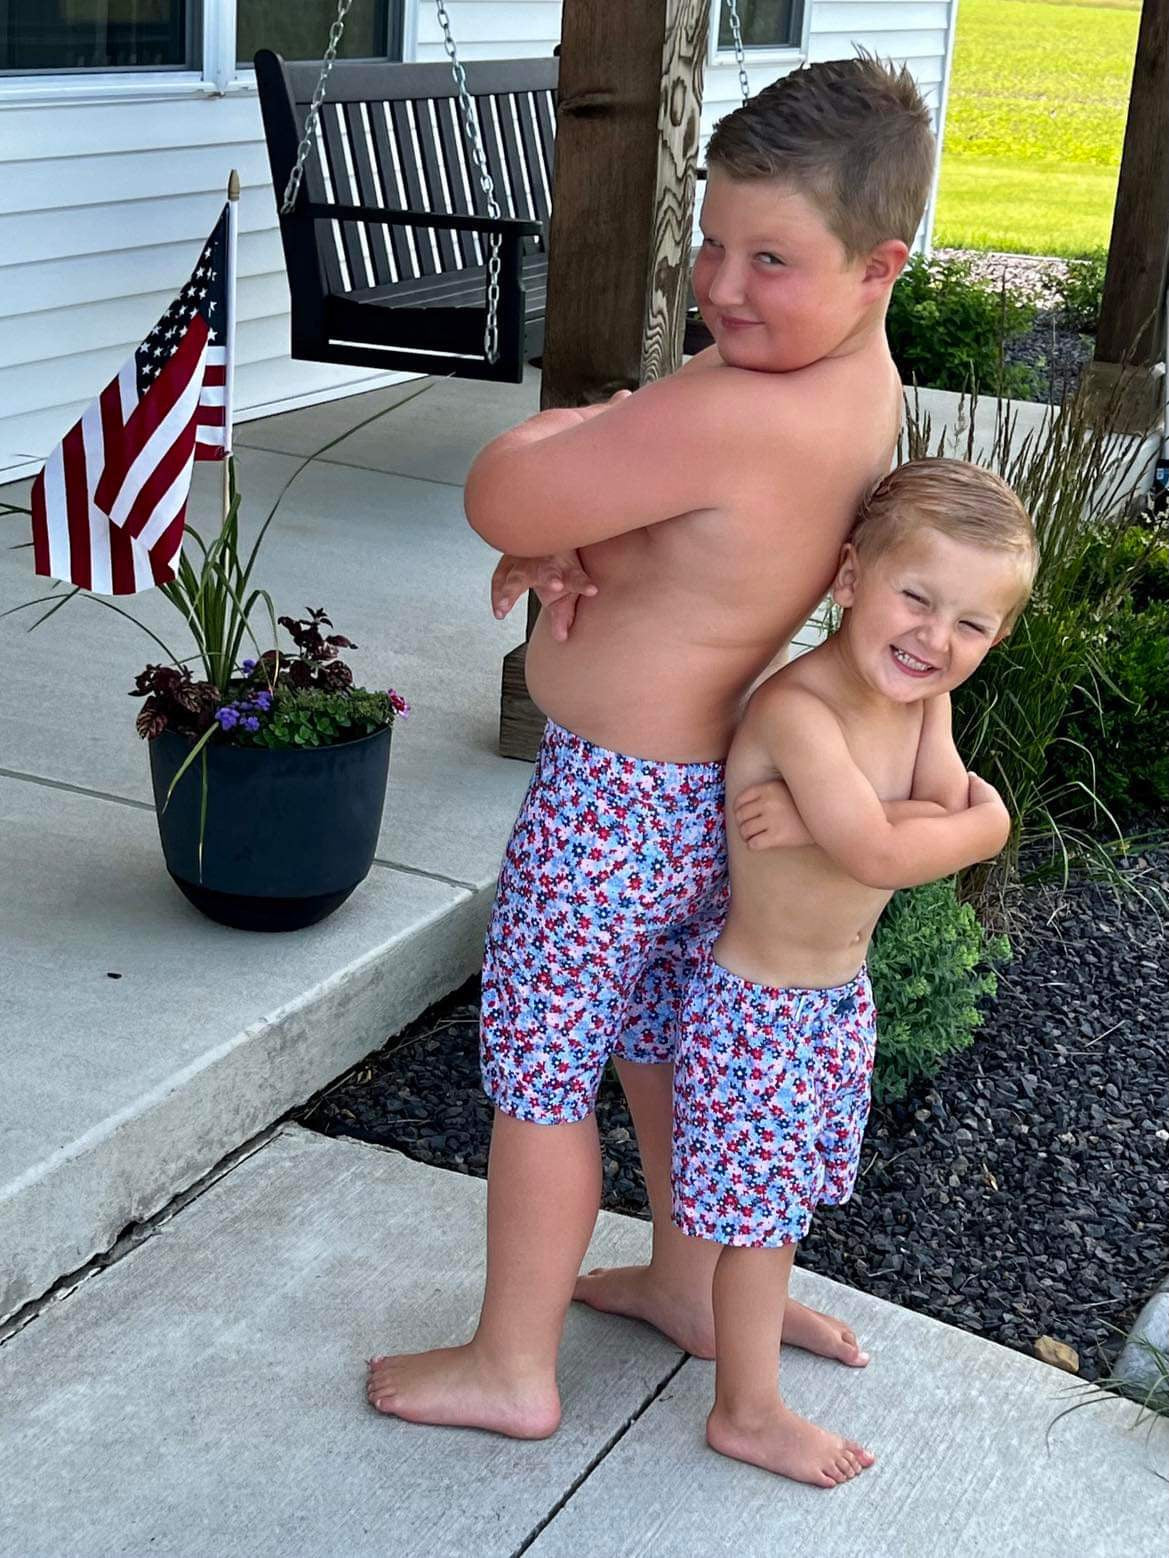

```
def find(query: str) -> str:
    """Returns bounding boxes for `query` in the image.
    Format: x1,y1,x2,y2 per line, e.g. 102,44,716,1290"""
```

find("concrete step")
3,1129,1162,1558
0,435,531,1324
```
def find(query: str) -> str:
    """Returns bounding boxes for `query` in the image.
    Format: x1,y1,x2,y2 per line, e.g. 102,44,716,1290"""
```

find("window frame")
707,0,811,76
0,0,406,107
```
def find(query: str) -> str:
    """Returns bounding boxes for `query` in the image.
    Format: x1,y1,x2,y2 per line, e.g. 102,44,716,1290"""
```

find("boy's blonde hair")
707,55,935,258
851,458,1039,626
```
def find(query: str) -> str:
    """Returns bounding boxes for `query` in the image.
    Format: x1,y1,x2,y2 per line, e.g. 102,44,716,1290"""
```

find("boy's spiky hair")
852,458,1039,627
706,54,936,257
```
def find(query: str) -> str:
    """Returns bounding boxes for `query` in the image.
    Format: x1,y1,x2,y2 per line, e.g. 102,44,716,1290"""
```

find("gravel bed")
301,849,1168,1382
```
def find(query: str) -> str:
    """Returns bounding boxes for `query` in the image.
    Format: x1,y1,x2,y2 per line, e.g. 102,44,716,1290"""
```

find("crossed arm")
741,688,1010,890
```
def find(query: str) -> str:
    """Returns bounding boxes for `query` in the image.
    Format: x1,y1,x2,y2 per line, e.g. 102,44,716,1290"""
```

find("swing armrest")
303,200,544,238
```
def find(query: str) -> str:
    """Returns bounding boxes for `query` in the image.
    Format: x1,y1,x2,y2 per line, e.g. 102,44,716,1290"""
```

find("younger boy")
367,58,935,1438
674,458,1037,1487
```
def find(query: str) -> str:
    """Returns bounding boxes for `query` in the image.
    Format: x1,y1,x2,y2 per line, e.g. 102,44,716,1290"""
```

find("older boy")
368,57,935,1437
682,458,1035,1488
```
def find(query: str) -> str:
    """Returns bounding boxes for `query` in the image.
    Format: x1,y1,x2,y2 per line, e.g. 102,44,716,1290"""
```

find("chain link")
725,0,751,105
434,1,502,363
279,0,356,216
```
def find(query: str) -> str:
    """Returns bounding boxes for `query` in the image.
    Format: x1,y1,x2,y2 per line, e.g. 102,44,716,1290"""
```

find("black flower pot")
148,724,392,931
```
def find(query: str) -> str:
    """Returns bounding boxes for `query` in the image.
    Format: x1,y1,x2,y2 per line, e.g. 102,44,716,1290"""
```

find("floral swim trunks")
480,721,728,1124
672,952,877,1248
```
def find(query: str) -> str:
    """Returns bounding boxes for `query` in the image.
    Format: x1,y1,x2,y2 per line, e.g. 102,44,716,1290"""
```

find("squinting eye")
701,236,722,250
757,252,783,266
961,621,988,635
902,590,926,605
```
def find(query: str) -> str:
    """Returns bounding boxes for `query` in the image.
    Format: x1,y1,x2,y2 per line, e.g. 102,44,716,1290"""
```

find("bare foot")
573,1267,869,1367
365,1343,561,1439
707,1400,876,1488
573,1266,716,1357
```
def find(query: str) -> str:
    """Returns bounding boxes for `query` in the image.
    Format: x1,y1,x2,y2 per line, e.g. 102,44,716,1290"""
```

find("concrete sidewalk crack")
510,1353,691,1556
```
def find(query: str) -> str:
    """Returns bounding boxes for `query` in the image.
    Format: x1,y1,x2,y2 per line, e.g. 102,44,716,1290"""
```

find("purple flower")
242,716,260,733
241,658,256,675
215,706,239,730
254,691,273,712
388,690,410,719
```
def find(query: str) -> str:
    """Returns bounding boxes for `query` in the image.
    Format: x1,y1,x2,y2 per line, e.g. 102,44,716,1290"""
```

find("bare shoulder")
743,658,842,743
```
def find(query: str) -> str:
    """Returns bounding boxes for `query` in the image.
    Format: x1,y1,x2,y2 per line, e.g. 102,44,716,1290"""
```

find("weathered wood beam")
498,0,711,762
1088,0,1169,428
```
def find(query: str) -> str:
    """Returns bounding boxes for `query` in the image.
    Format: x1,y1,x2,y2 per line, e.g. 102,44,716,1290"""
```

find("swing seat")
255,51,558,384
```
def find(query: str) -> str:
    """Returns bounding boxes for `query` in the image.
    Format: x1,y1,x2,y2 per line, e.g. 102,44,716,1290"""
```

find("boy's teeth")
893,647,931,672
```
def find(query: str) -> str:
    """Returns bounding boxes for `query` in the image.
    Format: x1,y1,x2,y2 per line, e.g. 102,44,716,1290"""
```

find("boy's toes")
846,1438,876,1467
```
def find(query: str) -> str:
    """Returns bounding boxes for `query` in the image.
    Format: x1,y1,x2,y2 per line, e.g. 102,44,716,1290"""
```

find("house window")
237,1,401,68
0,1,190,72
718,0,803,52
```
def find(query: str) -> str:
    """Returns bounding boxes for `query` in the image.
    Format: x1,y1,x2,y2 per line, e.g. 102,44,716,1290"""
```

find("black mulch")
1004,311,1096,405
299,849,1168,1383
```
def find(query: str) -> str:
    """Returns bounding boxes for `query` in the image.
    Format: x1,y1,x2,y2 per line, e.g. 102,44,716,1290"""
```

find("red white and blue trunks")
480,721,728,1124
672,951,876,1247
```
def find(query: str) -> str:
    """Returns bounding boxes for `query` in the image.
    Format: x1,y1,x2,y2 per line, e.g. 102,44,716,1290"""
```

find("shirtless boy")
678,457,1035,1488
368,57,935,1438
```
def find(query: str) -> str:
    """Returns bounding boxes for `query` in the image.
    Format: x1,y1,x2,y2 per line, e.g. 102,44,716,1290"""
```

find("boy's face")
693,170,905,373
832,527,1023,702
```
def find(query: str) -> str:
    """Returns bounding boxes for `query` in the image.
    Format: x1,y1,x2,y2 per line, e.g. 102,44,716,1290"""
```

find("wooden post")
1087,0,1169,429
498,0,712,761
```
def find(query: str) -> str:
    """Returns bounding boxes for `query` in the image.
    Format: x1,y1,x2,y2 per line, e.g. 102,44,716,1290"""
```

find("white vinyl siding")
0,0,954,480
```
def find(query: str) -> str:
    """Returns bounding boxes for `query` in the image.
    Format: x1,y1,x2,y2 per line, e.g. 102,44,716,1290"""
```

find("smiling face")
692,169,906,373
831,527,1026,702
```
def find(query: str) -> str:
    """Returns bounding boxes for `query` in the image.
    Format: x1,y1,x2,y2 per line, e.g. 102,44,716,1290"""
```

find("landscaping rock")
1034,1335,1080,1374
1115,1279,1169,1405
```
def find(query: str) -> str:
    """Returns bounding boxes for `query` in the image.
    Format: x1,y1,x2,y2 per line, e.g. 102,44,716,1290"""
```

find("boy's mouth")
890,645,936,677
718,314,760,332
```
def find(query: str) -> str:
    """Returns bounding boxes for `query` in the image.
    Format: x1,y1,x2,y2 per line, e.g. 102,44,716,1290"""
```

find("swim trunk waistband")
697,948,870,1016
540,720,725,808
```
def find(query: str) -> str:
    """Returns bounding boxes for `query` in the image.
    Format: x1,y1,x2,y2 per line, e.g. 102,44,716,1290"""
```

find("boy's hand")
967,772,1012,855
491,550,598,642
734,780,812,849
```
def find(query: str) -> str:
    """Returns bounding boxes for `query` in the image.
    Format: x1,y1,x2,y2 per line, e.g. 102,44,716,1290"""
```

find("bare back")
525,343,902,762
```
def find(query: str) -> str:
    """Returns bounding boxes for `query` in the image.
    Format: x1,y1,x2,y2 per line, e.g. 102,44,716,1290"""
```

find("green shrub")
1059,527,1169,817
904,381,1163,905
870,879,1009,1103
886,255,1037,398
1046,251,1108,335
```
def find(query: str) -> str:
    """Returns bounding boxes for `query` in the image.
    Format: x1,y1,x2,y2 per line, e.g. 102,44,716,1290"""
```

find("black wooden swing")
255,47,558,384
255,1,752,387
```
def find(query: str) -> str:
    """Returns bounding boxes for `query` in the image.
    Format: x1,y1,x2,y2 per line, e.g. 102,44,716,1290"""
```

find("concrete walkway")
3,1129,1164,1558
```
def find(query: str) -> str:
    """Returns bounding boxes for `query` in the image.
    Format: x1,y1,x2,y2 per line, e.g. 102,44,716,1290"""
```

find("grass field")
932,0,1141,257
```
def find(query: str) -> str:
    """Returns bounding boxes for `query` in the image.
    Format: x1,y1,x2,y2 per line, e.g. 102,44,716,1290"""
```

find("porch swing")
255,1,753,385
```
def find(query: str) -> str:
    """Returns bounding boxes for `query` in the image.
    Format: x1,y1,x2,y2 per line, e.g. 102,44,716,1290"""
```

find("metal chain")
725,0,751,105
280,0,355,215
434,1,502,363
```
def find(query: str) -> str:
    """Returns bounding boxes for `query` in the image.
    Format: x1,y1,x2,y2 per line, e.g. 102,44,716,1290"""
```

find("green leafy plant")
902,378,1164,908
1046,250,1108,336
1059,536,1169,819
885,254,1037,399
869,878,1009,1103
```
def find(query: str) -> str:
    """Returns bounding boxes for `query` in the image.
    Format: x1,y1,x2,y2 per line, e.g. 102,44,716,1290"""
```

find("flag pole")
223,168,240,521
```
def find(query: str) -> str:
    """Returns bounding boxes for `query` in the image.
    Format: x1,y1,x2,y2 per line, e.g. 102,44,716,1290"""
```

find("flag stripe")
31,470,50,578
62,426,92,593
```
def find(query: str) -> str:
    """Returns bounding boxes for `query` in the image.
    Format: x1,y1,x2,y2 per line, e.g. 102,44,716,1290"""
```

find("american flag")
31,205,233,596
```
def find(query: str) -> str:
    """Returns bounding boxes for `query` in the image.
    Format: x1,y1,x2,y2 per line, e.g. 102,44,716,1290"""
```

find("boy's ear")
862,239,910,291
832,542,861,606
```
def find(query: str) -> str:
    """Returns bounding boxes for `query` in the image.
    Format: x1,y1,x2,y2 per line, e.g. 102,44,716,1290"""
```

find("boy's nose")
705,260,747,308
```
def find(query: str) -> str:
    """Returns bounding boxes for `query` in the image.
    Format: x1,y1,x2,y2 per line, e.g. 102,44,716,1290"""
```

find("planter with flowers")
136,607,409,931
9,456,408,932
122,462,409,932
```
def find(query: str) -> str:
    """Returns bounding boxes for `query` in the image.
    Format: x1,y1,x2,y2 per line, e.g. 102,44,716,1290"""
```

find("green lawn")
932,0,1141,257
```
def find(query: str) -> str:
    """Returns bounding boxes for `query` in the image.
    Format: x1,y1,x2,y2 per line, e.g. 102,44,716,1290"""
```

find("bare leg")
705,1243,876,1488
573,1060,870,1366
367,1108,601,1437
